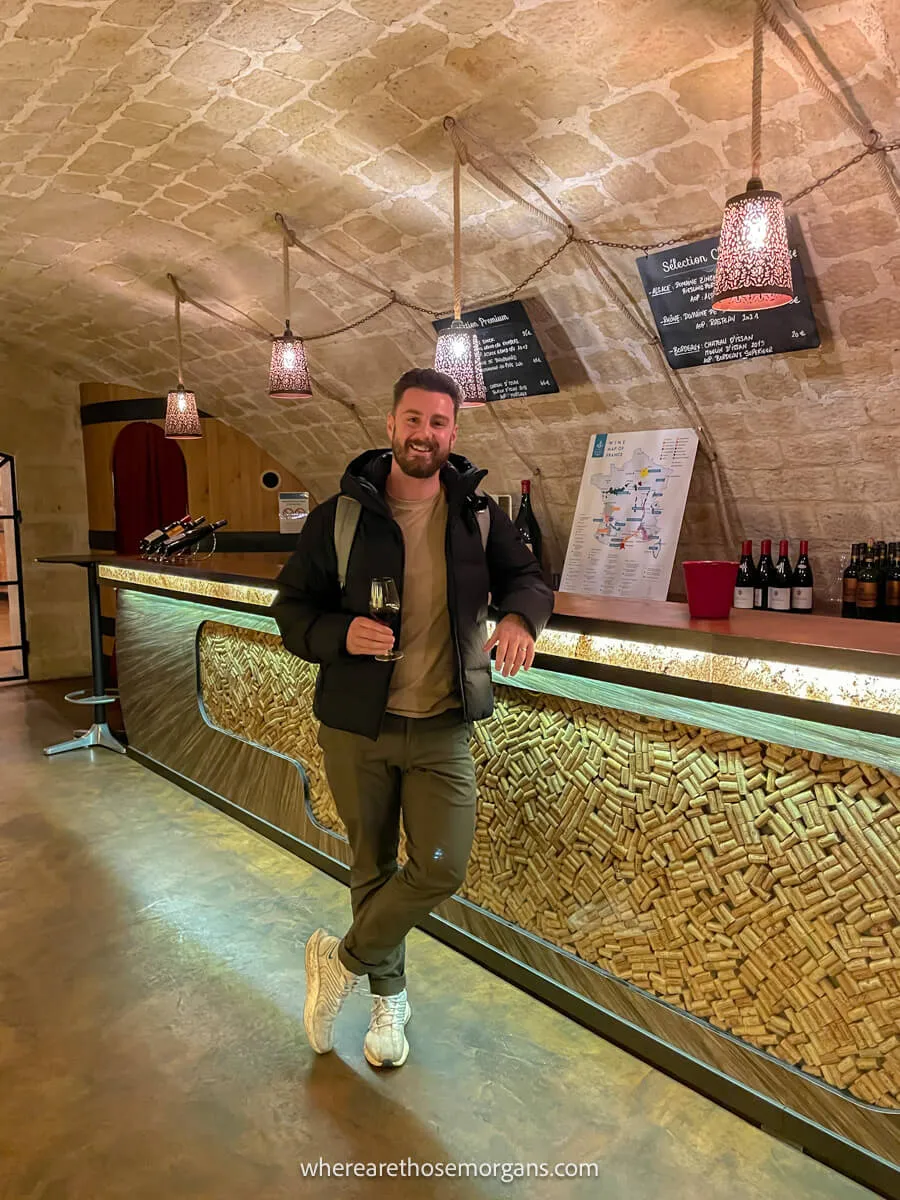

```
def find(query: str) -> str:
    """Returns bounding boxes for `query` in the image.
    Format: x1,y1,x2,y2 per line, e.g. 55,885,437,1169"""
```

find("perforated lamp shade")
711,181,793,311
164,384,202,439
268,321,312,399
433,320,487,409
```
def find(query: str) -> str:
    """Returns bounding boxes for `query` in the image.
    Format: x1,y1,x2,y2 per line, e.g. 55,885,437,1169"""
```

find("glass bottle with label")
790,540,814,613
855,542,879,620
754,539,773,610
768,540,792,612
885,547,900,623
734,540,756,610
841,543,860,618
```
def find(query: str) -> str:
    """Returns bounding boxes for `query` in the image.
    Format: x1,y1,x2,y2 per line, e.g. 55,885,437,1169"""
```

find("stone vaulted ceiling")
1,0,899,576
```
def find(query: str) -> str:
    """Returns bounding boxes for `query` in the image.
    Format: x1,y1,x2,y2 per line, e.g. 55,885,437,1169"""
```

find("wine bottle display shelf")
199,621,900,1111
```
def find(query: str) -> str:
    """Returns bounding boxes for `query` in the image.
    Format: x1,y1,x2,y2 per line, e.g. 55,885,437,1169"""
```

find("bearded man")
273,367,553,1069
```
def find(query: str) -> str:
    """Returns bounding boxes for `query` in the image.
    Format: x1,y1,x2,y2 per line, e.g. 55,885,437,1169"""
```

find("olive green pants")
316,710,477,997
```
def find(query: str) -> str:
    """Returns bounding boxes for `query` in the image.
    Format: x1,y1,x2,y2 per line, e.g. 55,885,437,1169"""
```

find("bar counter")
87,553,898,1193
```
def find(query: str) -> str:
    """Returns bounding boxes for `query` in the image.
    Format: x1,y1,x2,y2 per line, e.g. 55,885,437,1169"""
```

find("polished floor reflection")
0,680,879,1200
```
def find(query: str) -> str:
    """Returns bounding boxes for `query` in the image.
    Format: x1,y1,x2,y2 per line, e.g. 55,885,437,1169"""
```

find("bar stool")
42,558,126,757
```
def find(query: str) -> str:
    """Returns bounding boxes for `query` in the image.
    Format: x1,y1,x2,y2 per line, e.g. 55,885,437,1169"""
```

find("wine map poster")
560,429,699,601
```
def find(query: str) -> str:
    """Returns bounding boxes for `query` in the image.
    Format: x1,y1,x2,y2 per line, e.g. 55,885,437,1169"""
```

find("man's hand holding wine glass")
346,617,396,657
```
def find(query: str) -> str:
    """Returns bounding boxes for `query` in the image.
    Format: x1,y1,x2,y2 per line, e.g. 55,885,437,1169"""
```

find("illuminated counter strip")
98,559,900,1193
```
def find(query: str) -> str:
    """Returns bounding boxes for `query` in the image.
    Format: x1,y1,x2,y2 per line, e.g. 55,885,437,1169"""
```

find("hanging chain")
282,226,291,329
303,297,396,341
452,149,463,321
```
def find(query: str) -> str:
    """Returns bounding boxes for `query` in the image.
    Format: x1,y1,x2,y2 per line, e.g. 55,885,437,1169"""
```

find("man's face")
387,388,458,479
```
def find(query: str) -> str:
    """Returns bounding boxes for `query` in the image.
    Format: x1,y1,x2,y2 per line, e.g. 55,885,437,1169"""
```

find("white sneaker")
363,991,412,1068
303,928,358,1054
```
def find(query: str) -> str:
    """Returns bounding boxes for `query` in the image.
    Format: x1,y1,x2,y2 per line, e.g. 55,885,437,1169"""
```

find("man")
272,367,553,1069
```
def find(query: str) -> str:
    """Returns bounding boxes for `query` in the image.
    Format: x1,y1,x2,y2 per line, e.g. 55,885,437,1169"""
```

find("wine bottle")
886,547,900,623
161,518,227,557
841,543,860,618
754,539,774,610
856,542,879,620
877,541,888,620
140,514,192,554
769,539,792,612
514,480,543,564
734,540,756,609
790,540,814,613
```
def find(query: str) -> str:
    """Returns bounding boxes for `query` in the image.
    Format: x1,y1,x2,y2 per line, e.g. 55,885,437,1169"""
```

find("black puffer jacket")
272,449,554,739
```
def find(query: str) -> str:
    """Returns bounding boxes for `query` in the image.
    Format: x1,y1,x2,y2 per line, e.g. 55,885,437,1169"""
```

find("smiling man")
273,367,553,1070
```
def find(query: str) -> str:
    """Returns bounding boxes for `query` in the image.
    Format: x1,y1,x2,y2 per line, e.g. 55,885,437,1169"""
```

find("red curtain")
112,422,189,555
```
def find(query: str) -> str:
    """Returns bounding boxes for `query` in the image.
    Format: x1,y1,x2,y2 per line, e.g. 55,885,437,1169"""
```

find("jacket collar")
340,449,487,516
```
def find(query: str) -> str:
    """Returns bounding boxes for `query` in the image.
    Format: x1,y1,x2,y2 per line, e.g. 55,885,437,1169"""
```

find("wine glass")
369,578,403,662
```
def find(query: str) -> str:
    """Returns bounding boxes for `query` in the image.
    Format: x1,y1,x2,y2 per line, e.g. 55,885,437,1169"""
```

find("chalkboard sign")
637,235,820,370
433,300,559,402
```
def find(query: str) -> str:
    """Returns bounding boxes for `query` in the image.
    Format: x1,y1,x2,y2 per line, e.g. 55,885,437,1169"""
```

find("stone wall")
0,352,90,680
0,0,898,594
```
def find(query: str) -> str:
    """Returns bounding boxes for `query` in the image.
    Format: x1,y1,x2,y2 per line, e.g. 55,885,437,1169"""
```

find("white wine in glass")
369,577,403,662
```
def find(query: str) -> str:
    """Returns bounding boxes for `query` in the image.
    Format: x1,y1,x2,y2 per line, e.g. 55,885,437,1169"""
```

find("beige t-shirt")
386,488,458,718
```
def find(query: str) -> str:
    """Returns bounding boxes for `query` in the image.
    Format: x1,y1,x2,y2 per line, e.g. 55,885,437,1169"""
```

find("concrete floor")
0,679,880,1200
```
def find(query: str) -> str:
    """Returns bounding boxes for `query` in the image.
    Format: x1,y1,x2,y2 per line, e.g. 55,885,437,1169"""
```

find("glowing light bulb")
283,344,296,369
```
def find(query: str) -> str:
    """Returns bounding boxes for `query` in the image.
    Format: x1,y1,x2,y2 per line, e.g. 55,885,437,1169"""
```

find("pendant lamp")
433,139,487,408
711,8,793,312
268,221,312,399
164,285,202,440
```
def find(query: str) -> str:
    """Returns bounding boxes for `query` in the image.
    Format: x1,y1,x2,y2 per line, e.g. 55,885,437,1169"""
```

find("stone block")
722,119,802,170
838,298,897,346
70,142,135,175
359,149,432,191
299,129,370,173
591,92,689,157
671,51,798,123
108,45,170,87
336,92,421,148
444,33,523,85
103,119,171,149
69,23,145,68
653,140,724,187
270,98,332,137
652,189,722,232
16,3,94,41
386,65,470,120
817,258,878,300
263,51,329,81
584,348,646,385
22,156,66,177
234,69,300,109
370,25,449,73
243,127,293,158
350,0,423,24
121,101,191,129
204,96,267,132
811,148,882,208
461,96,537,144
153,124,231,169
527,133,611,180
5,176,44,196
143,76,212,109
69,83,132,127
13,103,71,133
0,39,68,80
809,203,898,259
101,0,176,25
301,9,379,59
606,25,715,89
518,70,609,121
423,0,514,34
149,1,222,48
309,58,378,110
211,1,308,52
171,42,250,85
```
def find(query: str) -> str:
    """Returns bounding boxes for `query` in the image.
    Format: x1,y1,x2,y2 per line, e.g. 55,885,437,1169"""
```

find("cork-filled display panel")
198,621,900,1109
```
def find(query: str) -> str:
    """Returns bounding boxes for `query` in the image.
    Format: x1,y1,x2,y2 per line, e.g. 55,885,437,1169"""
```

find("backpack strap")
334,495,361,591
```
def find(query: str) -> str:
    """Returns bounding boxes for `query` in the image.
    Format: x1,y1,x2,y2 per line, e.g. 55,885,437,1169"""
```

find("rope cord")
452,149,462,321
751,4,765,180
282,226,291,328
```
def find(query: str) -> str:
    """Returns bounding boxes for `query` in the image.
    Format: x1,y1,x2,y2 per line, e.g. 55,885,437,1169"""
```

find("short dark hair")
392,368,461,417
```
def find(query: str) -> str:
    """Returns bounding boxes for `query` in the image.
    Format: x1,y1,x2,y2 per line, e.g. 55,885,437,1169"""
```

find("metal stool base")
43,722,126,757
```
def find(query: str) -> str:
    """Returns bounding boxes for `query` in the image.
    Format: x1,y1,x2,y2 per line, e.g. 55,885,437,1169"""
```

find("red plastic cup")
682,560,739,620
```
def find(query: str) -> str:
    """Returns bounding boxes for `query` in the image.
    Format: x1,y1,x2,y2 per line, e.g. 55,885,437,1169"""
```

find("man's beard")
391,433,450,479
